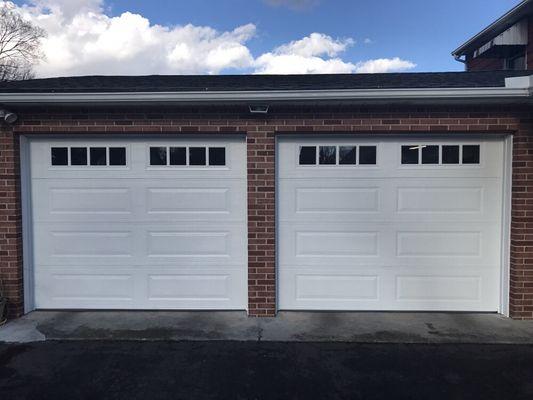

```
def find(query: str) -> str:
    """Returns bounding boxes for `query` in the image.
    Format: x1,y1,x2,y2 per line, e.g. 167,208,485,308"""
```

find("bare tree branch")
0,4,46,81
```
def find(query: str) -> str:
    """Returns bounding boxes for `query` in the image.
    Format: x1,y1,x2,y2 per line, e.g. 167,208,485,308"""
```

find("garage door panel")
34,223,246,267
34,272,136,308
278,137,505,311
279,178,501,223
32,179,245,223
280,270,497,311
30,137,247,310
280,222,500,268
35,268,245,309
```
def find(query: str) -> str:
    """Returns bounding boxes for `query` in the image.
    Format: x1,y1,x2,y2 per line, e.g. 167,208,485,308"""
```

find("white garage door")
29,137,247,310
278,136,506,311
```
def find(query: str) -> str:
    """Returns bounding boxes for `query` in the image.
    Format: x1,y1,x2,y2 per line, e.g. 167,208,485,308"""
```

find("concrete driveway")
1,341,533,400
3,311,533,343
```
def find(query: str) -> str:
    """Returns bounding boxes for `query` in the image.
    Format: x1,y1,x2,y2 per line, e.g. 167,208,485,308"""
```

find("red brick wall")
466,57,504,72
0,124,22,318
1,104,532,318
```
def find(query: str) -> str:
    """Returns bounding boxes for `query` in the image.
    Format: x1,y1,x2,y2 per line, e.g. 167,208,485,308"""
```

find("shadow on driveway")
1,341,533,400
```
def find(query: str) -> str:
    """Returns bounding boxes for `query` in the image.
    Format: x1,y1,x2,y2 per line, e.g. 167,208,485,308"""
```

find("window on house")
401,146,419,164
299,145,377,166
422,145,439,164
442,145,460,164
51,146,127,167
150,147,167,166
359,146,377,165
339,146,357,165
170,147,186,165
462,145,480,164
109,147,126,166
51,147,68,166
319,146,336,165
90,147,107,166
70,147,87,166
506,53,526,70
149,146,225,167
189,147,207,166
401,144,479,166
209,147,226,166
299,146,317,165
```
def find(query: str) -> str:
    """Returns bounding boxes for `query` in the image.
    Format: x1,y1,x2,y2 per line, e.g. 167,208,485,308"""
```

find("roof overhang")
0,76,532,106
0,88,531,107
453,0,533,58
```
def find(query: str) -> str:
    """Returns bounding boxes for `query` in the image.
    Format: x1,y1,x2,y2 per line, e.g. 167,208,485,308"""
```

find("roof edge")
452,0,533,57
0,85,531,105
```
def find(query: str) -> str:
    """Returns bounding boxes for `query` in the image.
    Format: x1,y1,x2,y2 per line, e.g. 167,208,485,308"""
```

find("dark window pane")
422,145,439,164
170,147,186,165
189,147,206,166
462,145,480,164
319,146,336,165
71,147,87,166
299,146,316,165
149,147,166,166
359,146,377,165
339,146,357,165
401,146,419,164
209,147,226,166
51,147,68,166
442,145,460,164
110,147,126,166
90,147,107,166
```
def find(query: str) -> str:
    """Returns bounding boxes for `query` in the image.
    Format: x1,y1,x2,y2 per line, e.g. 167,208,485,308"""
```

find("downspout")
453,54,468,72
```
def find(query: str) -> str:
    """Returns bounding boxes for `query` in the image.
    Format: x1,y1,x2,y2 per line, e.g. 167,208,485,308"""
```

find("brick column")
0,129,23,318
510,119,533,319
246,130,276,316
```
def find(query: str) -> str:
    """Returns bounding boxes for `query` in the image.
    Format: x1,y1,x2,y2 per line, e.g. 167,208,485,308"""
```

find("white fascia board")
0,87,531,104
505,75,533,89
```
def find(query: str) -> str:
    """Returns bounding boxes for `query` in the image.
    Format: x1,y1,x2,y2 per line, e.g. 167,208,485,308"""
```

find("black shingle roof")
0,71,529,93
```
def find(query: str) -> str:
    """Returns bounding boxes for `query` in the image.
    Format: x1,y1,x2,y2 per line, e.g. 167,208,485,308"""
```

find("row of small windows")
401,145,480,165
51,146,226,167
51,144,479,168
299,145,377,166
51,147,126,166
149,147,226,166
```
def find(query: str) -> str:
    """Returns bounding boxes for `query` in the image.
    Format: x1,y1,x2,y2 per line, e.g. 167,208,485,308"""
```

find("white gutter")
0,77,531,104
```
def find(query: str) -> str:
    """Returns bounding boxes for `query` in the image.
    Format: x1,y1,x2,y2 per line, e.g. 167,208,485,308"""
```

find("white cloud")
275,33,354,58
254,33,415,74
254,54,356,74
7,0,255,76
254,33,357,74
263,0,319,11
354,57,417,73
1,0,417,76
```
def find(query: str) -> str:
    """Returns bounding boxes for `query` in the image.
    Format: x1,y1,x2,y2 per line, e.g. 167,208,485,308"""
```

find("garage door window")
319,146,336,165
51,146,127,167
299,145,376,166
339,146,357,164
401,145,480,165
149,146,226,167
90,148,106,166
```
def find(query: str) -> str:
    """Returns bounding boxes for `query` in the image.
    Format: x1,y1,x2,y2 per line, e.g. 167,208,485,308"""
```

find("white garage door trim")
21,135,248,312
276,134,512,314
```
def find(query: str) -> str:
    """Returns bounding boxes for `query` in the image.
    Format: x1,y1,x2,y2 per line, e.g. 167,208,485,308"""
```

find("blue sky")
8,0,524,76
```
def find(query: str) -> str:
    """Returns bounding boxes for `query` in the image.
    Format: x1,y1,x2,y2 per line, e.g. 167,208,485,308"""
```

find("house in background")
453,0,533,71
1,3,533,320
